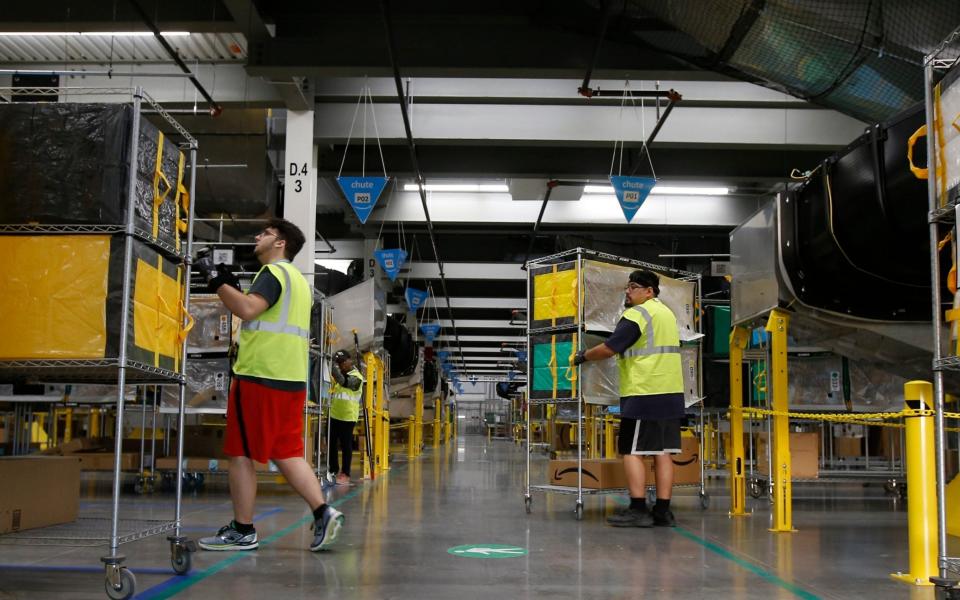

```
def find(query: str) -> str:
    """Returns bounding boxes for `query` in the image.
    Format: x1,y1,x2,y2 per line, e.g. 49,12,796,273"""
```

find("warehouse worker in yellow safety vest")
195,218,344,552
328,349,365,486
574,269,684,528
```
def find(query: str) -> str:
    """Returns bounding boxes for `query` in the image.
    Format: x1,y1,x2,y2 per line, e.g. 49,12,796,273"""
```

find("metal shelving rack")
523,248,706,520
921,27,960,589
0,86,198,600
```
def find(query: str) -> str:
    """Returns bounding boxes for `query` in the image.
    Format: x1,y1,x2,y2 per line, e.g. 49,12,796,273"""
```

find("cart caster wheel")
171,549,192,575
748,481,762,499
194,473,205,490
899,484,908,500
645,488,656,506
105,568,136,600
524,497,532,514
699,493,710,510
133,480,144,495
574,503,584,521
182,472,196,493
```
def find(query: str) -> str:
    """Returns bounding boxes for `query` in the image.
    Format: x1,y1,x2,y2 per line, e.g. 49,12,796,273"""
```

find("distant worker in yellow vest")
574,269,684,528
328,349,365,486
195,218,344,552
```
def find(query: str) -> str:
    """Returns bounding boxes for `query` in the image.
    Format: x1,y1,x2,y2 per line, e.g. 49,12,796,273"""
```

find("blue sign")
337,176,389,224
609,175,656,222
516,350,527,363
405,287,429,311
437,351,449,360
507,371,516,381
374,248,408,281
420,322,441,342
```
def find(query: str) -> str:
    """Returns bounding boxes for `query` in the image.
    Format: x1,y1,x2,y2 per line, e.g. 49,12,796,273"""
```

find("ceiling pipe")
127,0,223,116
380,0,465,366
577,0,612,98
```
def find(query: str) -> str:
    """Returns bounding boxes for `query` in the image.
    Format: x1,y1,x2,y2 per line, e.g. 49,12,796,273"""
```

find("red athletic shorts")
224,378,305,463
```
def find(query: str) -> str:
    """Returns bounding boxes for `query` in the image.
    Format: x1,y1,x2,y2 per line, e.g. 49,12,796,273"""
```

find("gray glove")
573,350,586,365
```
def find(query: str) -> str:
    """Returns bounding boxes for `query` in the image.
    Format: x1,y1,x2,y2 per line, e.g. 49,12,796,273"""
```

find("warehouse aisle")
0,436,941,599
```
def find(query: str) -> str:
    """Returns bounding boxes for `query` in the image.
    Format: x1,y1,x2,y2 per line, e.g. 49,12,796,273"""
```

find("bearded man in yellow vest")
328,349,365,486
574,269,684,528
196,218,344,552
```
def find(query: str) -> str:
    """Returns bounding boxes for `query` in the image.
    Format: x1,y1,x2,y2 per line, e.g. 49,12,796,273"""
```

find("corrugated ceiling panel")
0,32,246,63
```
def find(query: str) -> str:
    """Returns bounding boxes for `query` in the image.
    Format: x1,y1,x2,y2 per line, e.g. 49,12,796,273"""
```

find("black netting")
624,0,960,121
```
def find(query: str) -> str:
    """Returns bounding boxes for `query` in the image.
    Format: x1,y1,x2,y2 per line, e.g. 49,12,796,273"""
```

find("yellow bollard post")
89,407,100,439
363,352,376,479
604,415,616,458
63,408,73,443
891,381,938,586
375,357,387,474
433,399,440,449
381,410,390,471
408,416,416,458
729,326,749,517
415,385,424,457
765,310,794,532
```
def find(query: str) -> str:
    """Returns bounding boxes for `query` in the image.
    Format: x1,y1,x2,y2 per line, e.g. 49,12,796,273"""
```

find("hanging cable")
380,0,464,366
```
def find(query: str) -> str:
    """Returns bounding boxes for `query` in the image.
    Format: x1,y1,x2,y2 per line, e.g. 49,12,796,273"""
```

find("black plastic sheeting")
0,103,184,250
779,102,941,321
384,315,419,378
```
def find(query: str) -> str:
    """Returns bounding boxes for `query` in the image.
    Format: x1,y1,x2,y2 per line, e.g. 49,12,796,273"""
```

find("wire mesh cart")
0,86,199,599
917,26,960,595
522,248,706,520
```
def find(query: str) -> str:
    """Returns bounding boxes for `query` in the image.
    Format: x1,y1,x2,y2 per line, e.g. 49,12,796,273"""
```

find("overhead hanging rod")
380,0,465,367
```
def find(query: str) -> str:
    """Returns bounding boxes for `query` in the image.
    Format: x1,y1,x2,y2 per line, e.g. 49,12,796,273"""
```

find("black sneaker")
198,523,258,551
607,508,654,528
653,509,676,527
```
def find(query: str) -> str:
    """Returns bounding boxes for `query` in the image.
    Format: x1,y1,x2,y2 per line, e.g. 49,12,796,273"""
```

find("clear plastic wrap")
328,278,386,353
188,295,233,353
786,355,906,411
581,260,699,341
161,357,230,411
940,73,960,199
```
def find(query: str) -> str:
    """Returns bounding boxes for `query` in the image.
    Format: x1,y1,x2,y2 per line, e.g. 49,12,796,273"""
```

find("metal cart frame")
522,248,707,519
0,86,198,599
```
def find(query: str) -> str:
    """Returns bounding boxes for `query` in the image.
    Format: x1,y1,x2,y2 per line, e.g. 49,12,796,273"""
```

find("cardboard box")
549,458,627,489
644,435,701,486
834,436,863,457
548,436,702,489
74,451,139,471
757,432,819,479
0,456,80,533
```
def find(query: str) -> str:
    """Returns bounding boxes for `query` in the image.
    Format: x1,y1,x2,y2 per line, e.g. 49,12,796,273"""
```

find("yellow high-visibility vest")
616,298,684,398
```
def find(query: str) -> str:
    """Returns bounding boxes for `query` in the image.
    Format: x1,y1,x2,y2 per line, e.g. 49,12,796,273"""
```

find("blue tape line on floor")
134,470,392,600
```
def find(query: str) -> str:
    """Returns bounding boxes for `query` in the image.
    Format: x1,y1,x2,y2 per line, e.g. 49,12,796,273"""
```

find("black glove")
208,263,241,293
573,350,586,366
194,250,215,282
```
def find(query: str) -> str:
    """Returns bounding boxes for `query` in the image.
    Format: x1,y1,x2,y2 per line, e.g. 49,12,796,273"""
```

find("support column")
765,310,794,532
283,110,316,285
729,326,749,517
433,399,441,448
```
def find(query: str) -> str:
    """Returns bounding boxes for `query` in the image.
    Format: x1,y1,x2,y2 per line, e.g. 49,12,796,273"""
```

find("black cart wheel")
748,480,762,499
171,550,191,575
574,503,584,521
699,492,710,510
524,496,532,514
104,568,136,600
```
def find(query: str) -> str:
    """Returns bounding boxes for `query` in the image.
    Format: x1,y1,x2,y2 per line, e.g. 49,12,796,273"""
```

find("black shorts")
618,418,682,456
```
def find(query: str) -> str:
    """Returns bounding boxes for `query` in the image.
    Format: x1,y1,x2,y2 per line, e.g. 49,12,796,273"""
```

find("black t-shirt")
604,311,685,420
234,268,305,392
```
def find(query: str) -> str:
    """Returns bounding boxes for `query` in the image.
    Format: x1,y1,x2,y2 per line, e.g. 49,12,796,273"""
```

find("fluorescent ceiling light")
582,185,728,196
403,183,509,193
0,31,191,37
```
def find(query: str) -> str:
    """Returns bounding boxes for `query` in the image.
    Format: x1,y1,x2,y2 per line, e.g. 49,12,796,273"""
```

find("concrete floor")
0,435,947,599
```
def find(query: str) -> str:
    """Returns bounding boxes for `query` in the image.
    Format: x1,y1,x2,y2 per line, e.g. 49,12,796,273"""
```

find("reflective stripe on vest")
616,299,684,398
232,261,311,382
330,367,365,422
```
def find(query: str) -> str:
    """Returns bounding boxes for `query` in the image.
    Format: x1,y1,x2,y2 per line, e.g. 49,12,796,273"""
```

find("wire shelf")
930,198,960,224
0,224,188,260
527,323,581,335
0,359,184,384
0,517,176,547
944,557,960,575
935,356,960,371
530,484,628,496
528,397,583,405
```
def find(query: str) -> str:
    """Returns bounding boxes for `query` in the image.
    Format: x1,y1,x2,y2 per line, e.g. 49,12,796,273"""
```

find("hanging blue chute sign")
337,176,389,224
420,322,442,342
374,248,407,281
609,175,656,223
405,287,429,311
437,350,449,360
